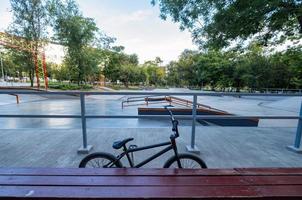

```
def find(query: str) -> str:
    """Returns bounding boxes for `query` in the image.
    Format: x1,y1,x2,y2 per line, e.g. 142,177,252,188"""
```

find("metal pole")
42,51,48,90
294,101,302,148
33,52,40,89
78,93,93,154
186,94,200,153
287,100,302,153
0,56,4,81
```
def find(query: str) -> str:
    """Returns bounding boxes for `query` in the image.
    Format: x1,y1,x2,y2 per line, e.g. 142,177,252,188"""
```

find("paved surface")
0,81,30,87
0,89,301,168
0,127,301,168
0,92,301,128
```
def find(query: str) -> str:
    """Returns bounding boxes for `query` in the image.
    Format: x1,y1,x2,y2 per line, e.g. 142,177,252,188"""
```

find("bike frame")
106,106,182,168
107,136,181,168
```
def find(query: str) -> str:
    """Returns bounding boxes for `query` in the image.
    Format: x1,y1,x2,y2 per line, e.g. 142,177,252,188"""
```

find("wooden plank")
2,168,302,176
1,174,302,187
0,175,249,186
235,168,302,175
1,168,302,199
244,176,302,185
254,185,302,198
0,168,239,176
0,185,259,199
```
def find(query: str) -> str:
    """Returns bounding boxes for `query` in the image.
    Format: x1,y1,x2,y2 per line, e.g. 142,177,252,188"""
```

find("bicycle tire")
79,152,123,168
163,153,207,168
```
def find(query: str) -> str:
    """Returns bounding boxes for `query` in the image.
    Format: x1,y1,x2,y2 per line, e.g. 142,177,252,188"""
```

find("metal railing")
0,90,301,153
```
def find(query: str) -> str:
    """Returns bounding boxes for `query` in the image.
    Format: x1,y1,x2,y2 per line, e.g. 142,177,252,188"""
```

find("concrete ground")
0,89,301,169
0,93,301,128
0,127,301,168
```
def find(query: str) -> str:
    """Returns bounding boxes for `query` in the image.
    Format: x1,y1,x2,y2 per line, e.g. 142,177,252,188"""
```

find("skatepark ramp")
122,95,259,127
122,95,223,111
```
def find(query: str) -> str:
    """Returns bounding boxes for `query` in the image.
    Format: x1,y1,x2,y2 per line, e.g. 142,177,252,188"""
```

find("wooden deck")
0,168,302,199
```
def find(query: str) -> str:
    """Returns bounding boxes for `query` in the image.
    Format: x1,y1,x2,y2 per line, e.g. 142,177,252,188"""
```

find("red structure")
0,32,48,90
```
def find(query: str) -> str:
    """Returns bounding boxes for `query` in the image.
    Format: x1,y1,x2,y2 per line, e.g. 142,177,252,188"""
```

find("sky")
0,0,197,64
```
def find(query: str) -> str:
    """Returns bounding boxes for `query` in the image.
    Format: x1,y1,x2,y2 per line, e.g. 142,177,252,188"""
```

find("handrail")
0,90,301,96
9,94,20,104
122,95,168,108
168,96,226,113
0,90,301,154
0,114,299,120
123,95,240,114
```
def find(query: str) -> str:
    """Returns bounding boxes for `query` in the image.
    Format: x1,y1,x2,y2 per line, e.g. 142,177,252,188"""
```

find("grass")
108,84,169,90
108,85,142,90
48,82,94,90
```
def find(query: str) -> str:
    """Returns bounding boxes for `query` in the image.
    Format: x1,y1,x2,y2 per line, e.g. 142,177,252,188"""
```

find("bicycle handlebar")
164,105,175,121
164,105,179,135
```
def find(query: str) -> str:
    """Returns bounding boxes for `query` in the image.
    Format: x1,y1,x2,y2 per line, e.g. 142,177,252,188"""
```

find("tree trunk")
29,69,34,87
298,15,302,33
124,80,129,88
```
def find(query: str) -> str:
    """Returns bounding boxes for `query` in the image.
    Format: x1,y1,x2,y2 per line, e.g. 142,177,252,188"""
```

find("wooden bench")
1,168,302,199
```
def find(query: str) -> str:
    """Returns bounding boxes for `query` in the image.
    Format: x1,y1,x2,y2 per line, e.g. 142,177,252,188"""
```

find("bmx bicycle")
79,106,207,168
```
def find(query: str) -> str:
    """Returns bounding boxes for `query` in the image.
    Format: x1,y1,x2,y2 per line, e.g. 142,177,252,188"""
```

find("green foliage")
143,60,166,86
103,49,146,87
1,50,26,78
166,46,302,90
49,0,109,84
10,0,49,40
152,0,302,49
51,63,71,82
48,82,93,90
5,0,301,92
271,46,302,88
9,0,49,86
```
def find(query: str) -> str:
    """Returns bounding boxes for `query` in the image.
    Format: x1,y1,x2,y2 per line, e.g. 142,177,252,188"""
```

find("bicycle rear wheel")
79,152,123,168
163,153,207,168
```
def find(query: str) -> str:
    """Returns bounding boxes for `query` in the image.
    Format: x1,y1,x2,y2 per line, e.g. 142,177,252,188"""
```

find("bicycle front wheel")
79,152,123,168
163,153,207,168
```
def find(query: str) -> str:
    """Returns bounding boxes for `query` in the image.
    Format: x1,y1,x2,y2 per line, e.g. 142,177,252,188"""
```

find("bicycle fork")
171,137,182,168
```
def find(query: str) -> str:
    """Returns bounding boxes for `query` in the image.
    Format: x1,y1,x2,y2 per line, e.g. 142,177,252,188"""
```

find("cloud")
87,8,196,64
0,0,196,64
122,10,153,23
0,9,12,31
76,0,196,64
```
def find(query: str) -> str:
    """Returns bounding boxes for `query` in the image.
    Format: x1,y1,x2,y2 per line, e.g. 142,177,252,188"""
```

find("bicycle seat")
112,138,134,149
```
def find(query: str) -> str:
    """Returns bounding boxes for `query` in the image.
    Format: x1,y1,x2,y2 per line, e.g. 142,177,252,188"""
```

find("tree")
9,0,49,86
119,64,137,88
143,61,165,86
51,63,71,82
0,50,20,79
152,0,302,49
166,61,182,87
272,46,302,88
103,49,141,86
50,0,101,84
155,56,163,66
195,50,234,90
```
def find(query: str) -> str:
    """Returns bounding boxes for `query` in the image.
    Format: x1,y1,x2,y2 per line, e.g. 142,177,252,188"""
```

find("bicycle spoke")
170,158,202,169
85,158,112,168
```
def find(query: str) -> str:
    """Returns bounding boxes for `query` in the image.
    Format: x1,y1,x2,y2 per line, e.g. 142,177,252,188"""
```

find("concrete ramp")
260,97,301,112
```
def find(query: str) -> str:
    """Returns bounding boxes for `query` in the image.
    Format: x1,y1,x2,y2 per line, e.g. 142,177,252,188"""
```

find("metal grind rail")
0,90,301,154
123,95,229,113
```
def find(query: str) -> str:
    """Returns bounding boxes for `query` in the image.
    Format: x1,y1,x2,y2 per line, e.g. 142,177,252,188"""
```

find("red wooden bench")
0,168,302,199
